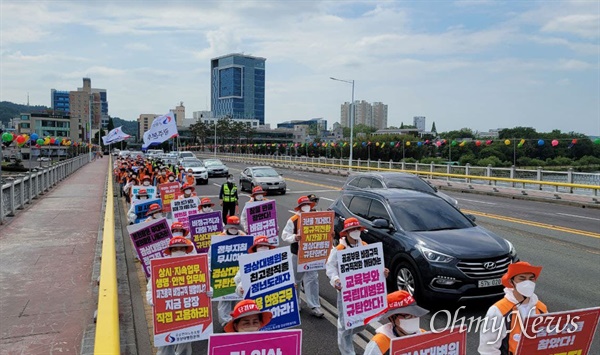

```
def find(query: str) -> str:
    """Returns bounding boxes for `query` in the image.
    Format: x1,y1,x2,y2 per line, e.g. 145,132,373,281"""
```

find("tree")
431,121,437,134
189,121,210,147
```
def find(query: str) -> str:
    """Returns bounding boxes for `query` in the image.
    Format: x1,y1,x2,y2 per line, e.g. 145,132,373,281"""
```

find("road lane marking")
462,209,600,239
456,198,497,205
556,213,600,221
320,197,335,202
281,177,600,240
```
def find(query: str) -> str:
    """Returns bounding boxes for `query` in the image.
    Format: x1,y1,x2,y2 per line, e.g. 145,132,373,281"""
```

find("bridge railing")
207,153,600,197
0,155,90,224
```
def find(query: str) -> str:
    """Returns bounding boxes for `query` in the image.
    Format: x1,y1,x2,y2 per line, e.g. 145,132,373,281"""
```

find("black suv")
329,189,518,302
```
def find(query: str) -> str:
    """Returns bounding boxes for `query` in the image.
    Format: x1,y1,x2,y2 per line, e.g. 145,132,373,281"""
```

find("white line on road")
320,197,335,202
556,213,600,221
456,198,497,205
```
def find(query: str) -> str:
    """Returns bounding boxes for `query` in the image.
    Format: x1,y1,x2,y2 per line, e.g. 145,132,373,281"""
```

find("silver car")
203,159,229,177
239,166,286,195
181,161,208,185
343,172,459,208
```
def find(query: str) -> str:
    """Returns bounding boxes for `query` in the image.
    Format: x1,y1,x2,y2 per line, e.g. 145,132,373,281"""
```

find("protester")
281,196,324,318
219,174,239,222
478,261,547,355
326,217,390,355
223,300,273,333
198,197,215,214
127,188,150,224
240,186,268,232
146,236,195,355
234,235,276,297
363,290,429,355
178,183,197,199
185,168,195,186
144,203,164,222
141,175,152,187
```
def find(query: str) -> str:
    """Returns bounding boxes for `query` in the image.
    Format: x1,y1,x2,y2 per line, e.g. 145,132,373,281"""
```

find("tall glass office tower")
211,54,266,125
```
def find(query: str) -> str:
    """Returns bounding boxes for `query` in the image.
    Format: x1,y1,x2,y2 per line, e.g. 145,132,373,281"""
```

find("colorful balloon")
475,140,481,147
406,141,411,146
571,139,577,145
504,139,511,145
30,133,39,141
417,141,422,147
451,140,457,146
538,139,545,146
551,139,559,147
486,140,492,145
36,138,44,145
16,135,26,144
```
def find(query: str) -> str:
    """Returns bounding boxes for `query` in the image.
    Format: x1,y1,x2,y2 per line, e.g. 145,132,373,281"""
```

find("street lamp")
88,96,105,161
330,77,355,170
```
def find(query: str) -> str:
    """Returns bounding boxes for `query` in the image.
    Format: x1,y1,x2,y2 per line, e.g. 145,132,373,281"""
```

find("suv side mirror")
372,218,390,229
465,214,477,222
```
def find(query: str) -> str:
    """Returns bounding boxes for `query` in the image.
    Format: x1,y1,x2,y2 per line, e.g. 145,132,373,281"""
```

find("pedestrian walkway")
0,158,108,354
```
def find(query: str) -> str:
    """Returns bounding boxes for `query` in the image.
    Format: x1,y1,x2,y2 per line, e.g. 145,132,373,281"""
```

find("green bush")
420,157,445,164
459,153,478,166
546,157,573,166
402,157,417,163
477,156,505,167
575,155,600,166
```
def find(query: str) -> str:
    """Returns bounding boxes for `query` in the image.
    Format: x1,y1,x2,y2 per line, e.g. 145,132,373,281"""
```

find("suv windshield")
253,168,279,177
385,177,435,193
184,162,203,167
390,199,472,232
205,160,223,166
179,152,194,158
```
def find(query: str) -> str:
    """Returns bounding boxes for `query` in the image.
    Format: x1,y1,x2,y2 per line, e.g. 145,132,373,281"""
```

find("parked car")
181,157,202,164
203,159,229,177
343,172,459,208
177,151,196,164
181,161,208,185
329,188,517,302
239,166,286,194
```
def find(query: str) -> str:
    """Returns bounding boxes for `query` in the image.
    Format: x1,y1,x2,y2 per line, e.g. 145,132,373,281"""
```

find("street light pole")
330,77,354,170
214,119,217,156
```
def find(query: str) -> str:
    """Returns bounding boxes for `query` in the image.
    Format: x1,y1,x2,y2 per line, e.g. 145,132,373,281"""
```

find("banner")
127,218,172,277
132,198,162,224
158,182,181,213
210,235,254,300
239,246,300,331
101,126,130,145
390,327,466,355
151,254,212,347
337,242,387,330
515,307,600,355
297,211,334,272
171,197,199,231
208,330,302,355
143,111,179,149
245,200,278,245
188,212,222,254
131,186,158,201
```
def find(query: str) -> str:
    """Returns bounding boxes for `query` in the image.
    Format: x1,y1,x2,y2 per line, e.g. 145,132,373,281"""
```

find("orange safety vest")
494,298,547,355
186,175,195,186
371,329,426,355
336,240,368,250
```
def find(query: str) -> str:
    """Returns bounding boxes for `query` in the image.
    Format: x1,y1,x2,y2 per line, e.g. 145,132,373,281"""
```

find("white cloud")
124,43,152,51
541,14,600,38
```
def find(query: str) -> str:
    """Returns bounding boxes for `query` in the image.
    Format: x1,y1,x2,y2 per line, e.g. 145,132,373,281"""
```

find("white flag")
102,126,131,145
142,112,178,149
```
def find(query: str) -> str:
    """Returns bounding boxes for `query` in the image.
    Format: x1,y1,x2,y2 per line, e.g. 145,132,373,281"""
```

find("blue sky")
1,0,598,135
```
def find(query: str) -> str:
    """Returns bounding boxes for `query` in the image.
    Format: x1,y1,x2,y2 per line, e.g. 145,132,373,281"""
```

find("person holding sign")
198,197,216,214
234,235,276,297
145,236,196,355
364,290,429,355
220,216,246,236
144,203,165,223
177,183,197,200
127,188,150,224
167,172,179,185
281,196,324,318
240,186,269,232
141,175,153,188
478,261,547,355
224,300,273,333
326,217,390,355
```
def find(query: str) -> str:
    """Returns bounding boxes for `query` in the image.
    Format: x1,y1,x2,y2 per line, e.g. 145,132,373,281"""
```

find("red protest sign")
158,182,180,212
150,254,212,346
390,327,466,355
515,307,600,355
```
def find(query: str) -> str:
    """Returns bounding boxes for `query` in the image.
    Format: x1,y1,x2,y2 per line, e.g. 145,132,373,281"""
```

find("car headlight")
506,240,517,258
419,246,455,263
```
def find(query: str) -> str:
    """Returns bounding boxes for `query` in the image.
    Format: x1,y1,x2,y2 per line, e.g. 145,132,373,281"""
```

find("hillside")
0,101,49,126
112,117,138,138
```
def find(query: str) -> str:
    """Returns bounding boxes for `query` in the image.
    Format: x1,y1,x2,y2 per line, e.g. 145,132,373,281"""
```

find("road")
133,158,600,354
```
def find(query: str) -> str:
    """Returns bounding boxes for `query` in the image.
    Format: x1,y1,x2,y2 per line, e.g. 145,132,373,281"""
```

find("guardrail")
0,155,90,224
210,153,600,197
94,156,120,354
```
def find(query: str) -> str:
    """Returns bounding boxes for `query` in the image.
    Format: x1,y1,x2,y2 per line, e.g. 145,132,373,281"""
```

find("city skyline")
1,1,598,135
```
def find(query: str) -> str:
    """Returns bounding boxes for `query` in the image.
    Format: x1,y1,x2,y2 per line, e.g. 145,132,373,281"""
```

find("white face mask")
171,250,186,257
139,196,148,200
348,230,361,241
172,231,183,238
202,206,211,212
255,195,263,201
396,317,420,334
300,205,311,213
515,280,536,298
153,213,163,219
257,246,270,252
227,178,234,183
184,189,192,195
168,177,175,181
143,181,150,186
228,228,238,235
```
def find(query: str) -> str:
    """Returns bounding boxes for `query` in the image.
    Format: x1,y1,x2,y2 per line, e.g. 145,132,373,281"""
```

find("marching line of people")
115,155,552,355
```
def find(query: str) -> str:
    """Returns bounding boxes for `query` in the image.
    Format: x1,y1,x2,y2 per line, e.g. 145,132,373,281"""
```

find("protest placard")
171,197,199,230
239,246,300,330
390,327,466,355
188,212,222,253
127,218,172,277
297,211,334,272
245,200,278,245
337,242,387,330
132,198,162,223
158,182,181,212
150,254,212,347
131,185,157,200
208,329,302,355
210,235,254,300
515,306,600,355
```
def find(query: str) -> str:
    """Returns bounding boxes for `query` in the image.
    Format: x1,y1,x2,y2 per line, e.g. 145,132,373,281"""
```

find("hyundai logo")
483,262,497,270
